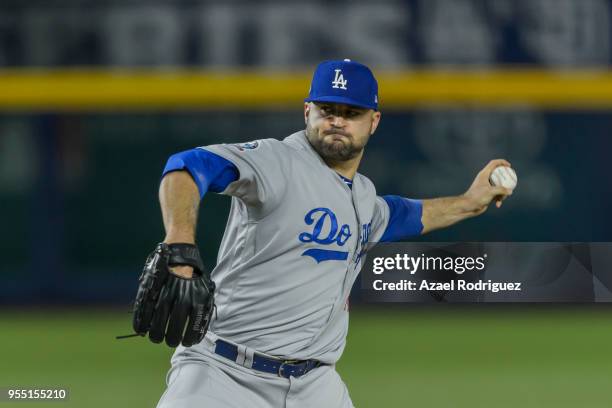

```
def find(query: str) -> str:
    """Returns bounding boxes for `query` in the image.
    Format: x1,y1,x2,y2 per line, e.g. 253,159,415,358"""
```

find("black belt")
214,339,322,378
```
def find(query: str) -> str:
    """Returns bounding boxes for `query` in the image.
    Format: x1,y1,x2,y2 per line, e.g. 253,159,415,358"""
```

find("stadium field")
2,306,611,407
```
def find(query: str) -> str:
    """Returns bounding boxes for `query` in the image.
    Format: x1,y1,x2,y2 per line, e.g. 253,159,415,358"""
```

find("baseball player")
129,59,513,407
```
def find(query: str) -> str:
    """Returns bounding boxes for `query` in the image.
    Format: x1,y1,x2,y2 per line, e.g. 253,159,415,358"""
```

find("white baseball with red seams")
489,166,518,190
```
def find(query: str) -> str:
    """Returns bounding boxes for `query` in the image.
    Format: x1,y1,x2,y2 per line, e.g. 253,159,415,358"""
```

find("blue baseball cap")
305,59,379,110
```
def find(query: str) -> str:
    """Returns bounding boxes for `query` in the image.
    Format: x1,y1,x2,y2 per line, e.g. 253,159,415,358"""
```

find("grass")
1,307,611,407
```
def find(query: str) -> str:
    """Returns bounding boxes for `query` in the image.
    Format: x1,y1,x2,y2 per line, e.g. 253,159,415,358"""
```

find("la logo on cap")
331,69,348,90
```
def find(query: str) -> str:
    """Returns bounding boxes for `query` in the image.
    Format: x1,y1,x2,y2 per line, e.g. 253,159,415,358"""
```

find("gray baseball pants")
156,335,354,408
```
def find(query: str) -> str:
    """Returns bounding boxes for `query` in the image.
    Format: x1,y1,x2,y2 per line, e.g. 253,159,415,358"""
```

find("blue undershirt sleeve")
379,195,424,242
162,148,240,199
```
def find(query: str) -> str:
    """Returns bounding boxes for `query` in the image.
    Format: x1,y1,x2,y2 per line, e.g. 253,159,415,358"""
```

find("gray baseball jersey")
177,130,391,365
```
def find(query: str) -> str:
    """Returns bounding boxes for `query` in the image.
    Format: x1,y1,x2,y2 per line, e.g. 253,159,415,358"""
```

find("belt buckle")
277,360,299,378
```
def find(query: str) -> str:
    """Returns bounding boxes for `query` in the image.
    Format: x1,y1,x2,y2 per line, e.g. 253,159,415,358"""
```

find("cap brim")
304,95,377,110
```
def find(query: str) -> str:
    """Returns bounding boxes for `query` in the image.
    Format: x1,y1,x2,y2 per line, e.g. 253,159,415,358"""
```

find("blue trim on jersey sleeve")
379,195,424,242
162,148,239,198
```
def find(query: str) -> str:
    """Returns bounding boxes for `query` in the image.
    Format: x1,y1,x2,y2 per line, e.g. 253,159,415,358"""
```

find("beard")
305,123,369,162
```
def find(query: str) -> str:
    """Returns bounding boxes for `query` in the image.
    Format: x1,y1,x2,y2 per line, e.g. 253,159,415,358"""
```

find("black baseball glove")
131,242,215,347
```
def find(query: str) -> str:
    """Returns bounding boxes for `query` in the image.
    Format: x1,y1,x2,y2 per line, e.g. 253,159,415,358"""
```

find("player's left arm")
365,159,514,244
420,159,513,234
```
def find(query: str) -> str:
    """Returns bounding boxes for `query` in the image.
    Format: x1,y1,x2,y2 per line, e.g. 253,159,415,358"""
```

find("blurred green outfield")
2,307,611,408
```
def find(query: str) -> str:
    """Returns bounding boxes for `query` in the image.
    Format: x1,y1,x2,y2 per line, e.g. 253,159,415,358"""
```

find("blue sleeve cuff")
162,148,239,199
379,195,423,242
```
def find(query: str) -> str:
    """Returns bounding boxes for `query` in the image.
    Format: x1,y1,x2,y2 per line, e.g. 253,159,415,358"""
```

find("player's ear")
370,111,381,135
304,103,310,125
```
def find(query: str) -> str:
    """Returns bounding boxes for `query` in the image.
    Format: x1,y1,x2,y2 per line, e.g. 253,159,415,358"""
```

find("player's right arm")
159,148,240,277
129,148,234,347
159,171,201,278
130,143,284,347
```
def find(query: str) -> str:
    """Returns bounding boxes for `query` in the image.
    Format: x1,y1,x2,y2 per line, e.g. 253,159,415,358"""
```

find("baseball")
489,166,518,190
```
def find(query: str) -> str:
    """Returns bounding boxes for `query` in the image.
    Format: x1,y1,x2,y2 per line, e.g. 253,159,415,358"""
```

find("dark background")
2,110,610,303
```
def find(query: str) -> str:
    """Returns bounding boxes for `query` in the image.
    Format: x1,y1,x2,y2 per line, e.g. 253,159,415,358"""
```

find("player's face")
304,102,381,162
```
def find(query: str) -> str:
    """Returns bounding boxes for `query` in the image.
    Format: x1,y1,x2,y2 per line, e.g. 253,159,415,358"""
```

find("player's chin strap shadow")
114,304,218,341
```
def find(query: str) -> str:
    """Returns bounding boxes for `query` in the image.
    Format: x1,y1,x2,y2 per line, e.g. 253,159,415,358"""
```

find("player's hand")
170,265,194,279
164,236,196,278
463,159,513,214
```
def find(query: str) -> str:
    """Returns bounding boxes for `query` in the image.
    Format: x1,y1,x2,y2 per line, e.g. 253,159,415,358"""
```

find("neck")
323,149,363,180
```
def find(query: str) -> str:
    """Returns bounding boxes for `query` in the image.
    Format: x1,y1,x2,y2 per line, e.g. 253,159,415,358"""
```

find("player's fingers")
481,159,512,175
491,186,512,197
148,281,175,344
489,158,512,168
165,280,191,347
